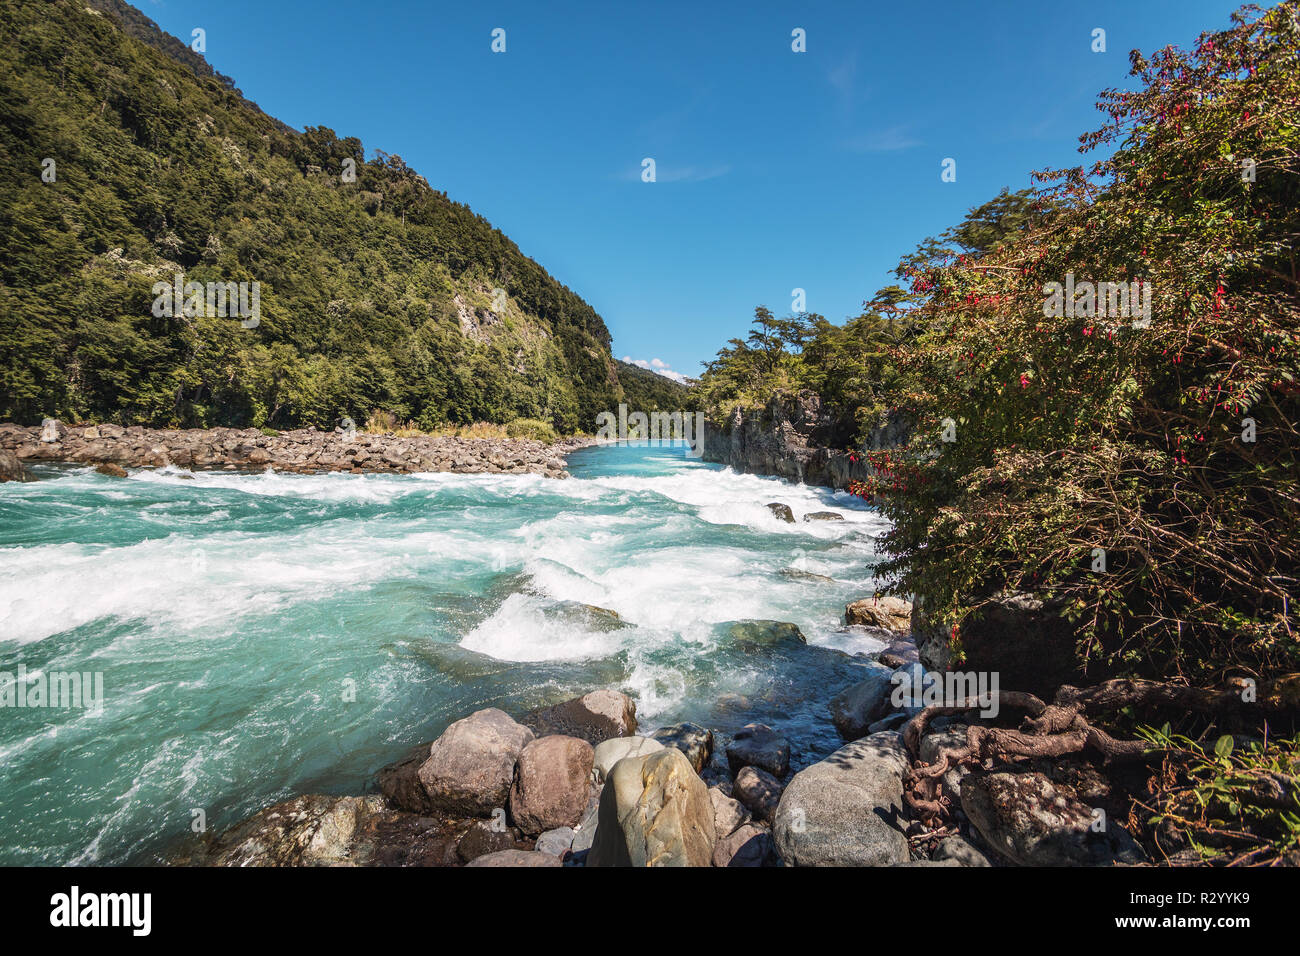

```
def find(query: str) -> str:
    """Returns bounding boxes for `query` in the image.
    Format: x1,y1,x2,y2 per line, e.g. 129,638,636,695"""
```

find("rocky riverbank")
171,596,1153,868
0,421,601,479
702,390,907,491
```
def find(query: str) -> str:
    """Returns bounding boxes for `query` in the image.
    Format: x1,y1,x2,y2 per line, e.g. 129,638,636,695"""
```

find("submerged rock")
417,707,534,816
521,689,637,744
723,620,807,650
588,747,716,867
766,502,795,523
772,732,910,866
802,511,844,521
95,462,128,478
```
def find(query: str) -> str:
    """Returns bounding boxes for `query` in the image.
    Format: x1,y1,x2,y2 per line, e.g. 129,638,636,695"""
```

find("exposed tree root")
898,677,1293,827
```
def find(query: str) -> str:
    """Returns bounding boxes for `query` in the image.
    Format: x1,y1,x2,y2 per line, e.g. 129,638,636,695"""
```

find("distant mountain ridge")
0,0,685,431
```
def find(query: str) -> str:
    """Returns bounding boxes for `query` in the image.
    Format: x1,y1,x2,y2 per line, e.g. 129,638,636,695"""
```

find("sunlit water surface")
0,442,890,864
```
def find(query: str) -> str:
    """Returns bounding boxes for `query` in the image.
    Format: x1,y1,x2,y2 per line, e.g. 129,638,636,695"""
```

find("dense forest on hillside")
0,0,692,432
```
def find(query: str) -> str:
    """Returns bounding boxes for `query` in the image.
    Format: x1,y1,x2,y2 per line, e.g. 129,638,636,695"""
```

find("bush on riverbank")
869,3,1300,684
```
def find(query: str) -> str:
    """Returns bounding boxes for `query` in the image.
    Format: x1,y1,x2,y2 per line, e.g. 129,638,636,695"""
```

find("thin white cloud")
845,125,922,152
622,356,690,384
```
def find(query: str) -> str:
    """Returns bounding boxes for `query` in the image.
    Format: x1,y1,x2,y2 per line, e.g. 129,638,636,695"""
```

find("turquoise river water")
0,442,890,864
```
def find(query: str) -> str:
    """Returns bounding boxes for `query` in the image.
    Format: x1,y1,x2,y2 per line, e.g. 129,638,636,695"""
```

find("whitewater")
0,442,891,865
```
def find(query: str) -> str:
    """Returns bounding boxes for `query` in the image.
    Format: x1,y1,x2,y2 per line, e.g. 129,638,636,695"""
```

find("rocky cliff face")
702,391,906,491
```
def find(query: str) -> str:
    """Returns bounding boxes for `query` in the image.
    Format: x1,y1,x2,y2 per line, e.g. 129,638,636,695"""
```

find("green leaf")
1214,734,1234,758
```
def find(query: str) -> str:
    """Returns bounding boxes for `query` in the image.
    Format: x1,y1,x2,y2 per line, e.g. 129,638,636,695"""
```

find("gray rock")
933,832,993,867
802,511,844,521
962,771,1147,866
534,826,577,857
570,791,601,854
651,722,714,773
772,732,910,867
417,708,534,817
829,662,897,740
726,723,791,778
593,735,663,783
867,712,910,735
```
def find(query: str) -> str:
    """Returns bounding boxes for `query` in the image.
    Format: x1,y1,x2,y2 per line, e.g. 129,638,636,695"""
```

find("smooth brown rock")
417,708,534,817
520,689,637,744
508,735,594,835
845,596,912,633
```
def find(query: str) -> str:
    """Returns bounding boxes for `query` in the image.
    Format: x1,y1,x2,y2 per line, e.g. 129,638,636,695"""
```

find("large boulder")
723,620,807,649
521,690,637,744
651,722,714,773
845,596,912,633
961,771,1146,867
587,748,716,867
417,708,534,816
912,590,1091,697
509,735,594,835
725,723,791,778
772,732,910,866
0,450,34,483
199,794,471,868
829,662,897,740
593,736,663,783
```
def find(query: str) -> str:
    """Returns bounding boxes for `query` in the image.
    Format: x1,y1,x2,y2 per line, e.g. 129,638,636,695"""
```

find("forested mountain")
0,0,652,432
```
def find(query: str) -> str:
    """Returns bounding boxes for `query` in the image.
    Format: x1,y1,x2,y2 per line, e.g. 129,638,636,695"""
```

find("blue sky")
142,0,1248,382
